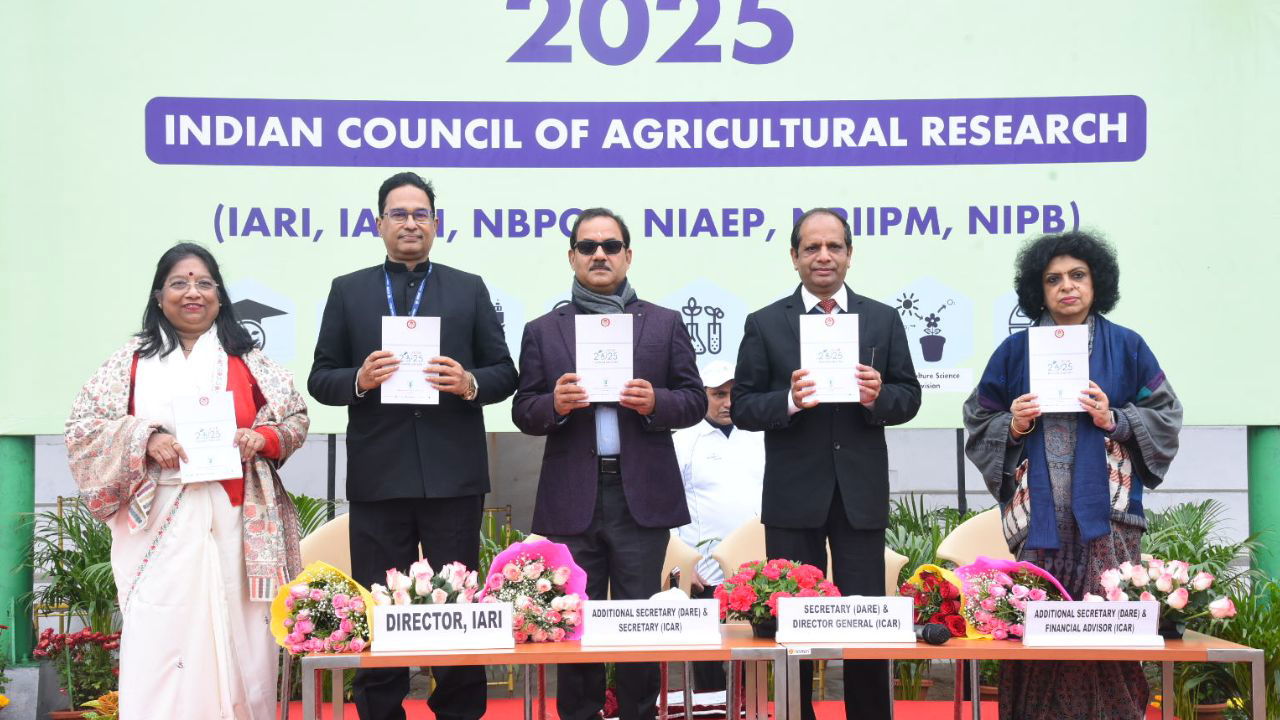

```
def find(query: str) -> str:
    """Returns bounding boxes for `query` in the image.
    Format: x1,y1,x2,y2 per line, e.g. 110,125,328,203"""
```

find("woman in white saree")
66,243,309,719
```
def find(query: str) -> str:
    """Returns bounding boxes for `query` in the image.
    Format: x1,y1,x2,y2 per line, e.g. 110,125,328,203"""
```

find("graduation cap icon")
233,299,287,350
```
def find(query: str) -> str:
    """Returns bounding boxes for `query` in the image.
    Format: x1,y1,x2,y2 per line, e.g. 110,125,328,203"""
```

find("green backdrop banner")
2,2,1277,433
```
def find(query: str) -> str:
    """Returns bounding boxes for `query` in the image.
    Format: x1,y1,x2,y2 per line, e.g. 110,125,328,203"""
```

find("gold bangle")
1011,417,1036,438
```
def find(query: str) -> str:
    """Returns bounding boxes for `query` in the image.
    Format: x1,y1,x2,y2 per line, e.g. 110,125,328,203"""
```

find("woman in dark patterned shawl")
963,231,1182,720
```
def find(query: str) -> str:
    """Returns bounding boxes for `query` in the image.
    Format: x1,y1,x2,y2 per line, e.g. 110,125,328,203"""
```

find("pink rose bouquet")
480,540,586,643
955,555,1070,639
270,561,374,655
370,559,480,606
1081,557,1237,623
714,558,840,624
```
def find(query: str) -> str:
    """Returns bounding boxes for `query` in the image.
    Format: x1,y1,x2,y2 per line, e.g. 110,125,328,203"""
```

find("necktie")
818,298,838,314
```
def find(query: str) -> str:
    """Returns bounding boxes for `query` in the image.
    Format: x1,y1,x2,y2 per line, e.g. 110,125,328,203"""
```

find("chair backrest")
884,546,909,594
662,534,703,595
299,512,352,575
935,507,1014,567
710,518,767,581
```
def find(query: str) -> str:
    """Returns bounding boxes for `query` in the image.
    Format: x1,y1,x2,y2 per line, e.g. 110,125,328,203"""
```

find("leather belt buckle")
598,455,621,474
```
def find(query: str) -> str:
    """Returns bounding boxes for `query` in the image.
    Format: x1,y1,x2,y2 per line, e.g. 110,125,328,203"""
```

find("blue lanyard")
384,265,431,317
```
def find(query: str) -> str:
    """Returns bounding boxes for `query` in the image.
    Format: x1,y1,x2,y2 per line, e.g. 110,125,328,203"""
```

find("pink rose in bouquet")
480,540,587,642
273,562,373,655
1087,557,1237,624
955,556,1070,639
370,560,480,606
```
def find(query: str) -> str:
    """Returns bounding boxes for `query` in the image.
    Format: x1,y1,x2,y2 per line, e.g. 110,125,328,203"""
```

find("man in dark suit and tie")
309,172,518,720
732,208,921,720
512,207,706,720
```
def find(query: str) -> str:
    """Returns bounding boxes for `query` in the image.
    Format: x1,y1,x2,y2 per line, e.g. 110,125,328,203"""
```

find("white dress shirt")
671,420,765,585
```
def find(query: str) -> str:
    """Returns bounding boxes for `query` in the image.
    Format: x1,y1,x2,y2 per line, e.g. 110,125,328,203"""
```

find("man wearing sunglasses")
309,171,517,720
513,207,706,720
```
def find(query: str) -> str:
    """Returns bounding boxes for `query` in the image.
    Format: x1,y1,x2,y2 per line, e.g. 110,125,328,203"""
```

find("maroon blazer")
512,299,706,535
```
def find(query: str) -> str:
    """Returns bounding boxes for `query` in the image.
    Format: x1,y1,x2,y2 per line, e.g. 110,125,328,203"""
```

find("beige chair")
299,512,352,574
935,507,1014,567
883,546,909,594
710,518,767,580
662,535,704,594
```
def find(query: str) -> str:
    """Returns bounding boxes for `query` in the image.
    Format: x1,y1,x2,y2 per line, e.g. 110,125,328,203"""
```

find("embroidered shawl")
65,337,309,601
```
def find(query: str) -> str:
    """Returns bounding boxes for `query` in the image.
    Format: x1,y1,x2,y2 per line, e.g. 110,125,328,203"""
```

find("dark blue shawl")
976,315,1167,549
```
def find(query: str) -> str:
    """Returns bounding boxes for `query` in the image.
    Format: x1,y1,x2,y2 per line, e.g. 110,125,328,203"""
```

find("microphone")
914,623,951,645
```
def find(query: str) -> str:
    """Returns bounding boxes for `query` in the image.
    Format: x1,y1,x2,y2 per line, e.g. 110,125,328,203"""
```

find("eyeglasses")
573,240,625,256
165,278,218,293
383,208,436,225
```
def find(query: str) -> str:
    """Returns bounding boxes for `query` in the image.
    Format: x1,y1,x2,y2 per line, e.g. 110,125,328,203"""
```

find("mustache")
590,262,610,270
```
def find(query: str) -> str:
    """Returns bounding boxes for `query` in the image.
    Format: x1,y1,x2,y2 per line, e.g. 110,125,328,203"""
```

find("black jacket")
308,260,517,501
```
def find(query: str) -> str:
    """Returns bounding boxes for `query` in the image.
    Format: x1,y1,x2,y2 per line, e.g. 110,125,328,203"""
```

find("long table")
779,630,1266,720
298,623,784,720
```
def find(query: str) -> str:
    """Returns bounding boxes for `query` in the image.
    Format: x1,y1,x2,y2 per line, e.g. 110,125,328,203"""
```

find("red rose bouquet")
714,558,840,624
898,563,973,638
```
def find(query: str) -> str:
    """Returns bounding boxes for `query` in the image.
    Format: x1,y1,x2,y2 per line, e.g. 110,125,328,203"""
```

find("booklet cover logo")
406,319,417,329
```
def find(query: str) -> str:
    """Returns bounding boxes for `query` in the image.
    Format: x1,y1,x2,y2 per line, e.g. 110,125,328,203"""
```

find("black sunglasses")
573,240,625,255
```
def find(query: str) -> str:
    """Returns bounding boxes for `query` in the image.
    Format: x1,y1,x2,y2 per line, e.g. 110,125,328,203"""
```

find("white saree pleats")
112,482,277,719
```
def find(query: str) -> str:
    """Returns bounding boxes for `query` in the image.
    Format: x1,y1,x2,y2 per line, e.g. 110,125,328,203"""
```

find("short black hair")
1013,230,1121,319
790,208,852,251
137,243,256,358
378,172,436,215
568,207,631,248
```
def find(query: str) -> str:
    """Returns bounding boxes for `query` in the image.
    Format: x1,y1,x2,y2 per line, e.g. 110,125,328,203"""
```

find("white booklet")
381,316,441,405
576,314,633,402
1028,325,1089,413
173,391,241,484
800,313,860,403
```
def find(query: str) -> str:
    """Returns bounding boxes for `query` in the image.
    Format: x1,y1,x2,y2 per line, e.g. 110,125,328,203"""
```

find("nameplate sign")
372,603,514,653
777,596,914,643
1022,601,1163,647
580,599,720,646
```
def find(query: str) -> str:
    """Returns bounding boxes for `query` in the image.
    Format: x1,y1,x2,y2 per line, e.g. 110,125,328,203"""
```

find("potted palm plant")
26,497,119,715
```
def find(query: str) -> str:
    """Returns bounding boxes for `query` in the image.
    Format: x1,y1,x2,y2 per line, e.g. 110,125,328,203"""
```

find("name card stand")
776,596,914,644
1022,600,1163,647
581,599,721,646
372,603,514,653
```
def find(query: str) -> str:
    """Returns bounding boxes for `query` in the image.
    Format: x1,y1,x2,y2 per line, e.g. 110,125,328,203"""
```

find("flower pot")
892,677,934,700
1158,618,1186,639
1195,702,1231,720
979,685,1000,701
919,335,946,362
750,619,777,639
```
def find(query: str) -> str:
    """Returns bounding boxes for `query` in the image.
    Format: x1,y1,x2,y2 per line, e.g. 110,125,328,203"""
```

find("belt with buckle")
598,455,621,474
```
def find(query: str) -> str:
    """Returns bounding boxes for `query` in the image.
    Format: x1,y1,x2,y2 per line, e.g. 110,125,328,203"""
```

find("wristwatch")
462,372,478,401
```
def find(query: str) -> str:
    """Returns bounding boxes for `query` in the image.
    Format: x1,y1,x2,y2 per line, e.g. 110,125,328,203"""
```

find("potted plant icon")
919,312,947,362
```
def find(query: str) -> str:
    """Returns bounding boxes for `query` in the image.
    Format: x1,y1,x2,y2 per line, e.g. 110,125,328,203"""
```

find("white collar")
698,418,732,437
799,285,849,313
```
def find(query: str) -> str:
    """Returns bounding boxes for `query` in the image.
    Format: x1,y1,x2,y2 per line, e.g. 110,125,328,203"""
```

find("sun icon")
895,292,921,318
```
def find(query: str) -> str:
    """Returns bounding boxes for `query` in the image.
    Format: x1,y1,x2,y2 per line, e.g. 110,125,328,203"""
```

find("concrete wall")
33,426,1250,542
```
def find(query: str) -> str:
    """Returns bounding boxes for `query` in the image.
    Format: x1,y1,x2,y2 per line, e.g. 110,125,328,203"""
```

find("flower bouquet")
714,559,840,636
370,559,480,606
480,540,586,643
1083,557,1237,636
898,563,979,638
954,556,1070,639
270,561,374,654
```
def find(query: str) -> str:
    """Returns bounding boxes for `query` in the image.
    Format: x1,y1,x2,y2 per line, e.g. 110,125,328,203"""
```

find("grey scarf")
571,278,637,314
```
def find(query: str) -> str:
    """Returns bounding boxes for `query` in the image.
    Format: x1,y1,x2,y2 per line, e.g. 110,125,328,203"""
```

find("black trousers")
549,473,669,720
765,486,890,720
349,496,487,720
